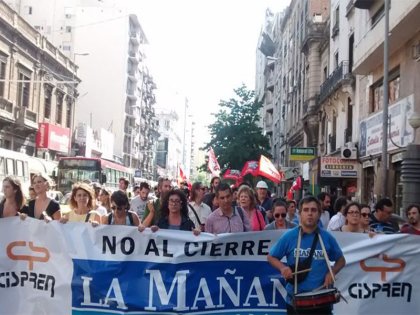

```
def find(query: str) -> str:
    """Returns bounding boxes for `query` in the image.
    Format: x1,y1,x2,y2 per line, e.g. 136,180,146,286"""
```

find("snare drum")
293,288,340,310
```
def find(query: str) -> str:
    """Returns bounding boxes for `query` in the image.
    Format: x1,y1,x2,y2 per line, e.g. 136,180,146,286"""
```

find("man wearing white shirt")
317,192,331,228
188,182,212,231
327,197,349,231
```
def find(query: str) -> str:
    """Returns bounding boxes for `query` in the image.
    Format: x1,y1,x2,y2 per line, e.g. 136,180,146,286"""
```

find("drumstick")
291,268,311,275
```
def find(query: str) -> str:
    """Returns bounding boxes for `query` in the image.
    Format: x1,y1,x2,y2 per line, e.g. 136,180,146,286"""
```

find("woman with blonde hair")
0,176,28,218
238,185,266,231
60,182,100,223
26,173,60,221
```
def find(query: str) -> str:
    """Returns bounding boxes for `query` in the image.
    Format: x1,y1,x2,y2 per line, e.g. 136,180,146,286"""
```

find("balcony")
353,1,420,74
0,97,14,122
319,61,354,105
15,107,38,130
354,0,373,9
301,19,327,52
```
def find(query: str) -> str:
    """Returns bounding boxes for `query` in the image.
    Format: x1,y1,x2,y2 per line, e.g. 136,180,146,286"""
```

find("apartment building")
8,0,159,177
0,0,77,159
352,0,420,213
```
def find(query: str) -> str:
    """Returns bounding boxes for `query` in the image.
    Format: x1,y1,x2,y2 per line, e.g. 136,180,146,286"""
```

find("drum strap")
294,227,319,294
318,232,336,283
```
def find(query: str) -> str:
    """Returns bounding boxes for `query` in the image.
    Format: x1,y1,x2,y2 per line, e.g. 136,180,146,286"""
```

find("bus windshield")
57,159,101,193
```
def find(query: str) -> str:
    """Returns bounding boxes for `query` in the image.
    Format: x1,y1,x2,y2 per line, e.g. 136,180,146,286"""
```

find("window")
0,157,4,175
63,45,71,51
334,52,339,68
371,69,400,113
371,4,385,27
17,72,30,107
66,26,72,33
0,59,6,98
66,97,72,128
16,160,24,177
56,92,64,124
6,158,14,175
44,85,53,119
28,6,32,14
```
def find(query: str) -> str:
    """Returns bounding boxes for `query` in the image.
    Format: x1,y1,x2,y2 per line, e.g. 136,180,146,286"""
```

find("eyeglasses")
274,213,287,219
347,211,360,216
361,213,370,217
111,205,125,211
169,199,181,204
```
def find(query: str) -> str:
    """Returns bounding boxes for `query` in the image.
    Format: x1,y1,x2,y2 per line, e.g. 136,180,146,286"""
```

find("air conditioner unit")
341,143,357,159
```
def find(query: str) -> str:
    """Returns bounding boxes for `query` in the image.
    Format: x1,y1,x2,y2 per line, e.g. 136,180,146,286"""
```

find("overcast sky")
125,0,290,145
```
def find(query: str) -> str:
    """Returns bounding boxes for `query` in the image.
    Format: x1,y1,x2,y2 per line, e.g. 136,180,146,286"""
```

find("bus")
0,148,31,197
56,157,133,193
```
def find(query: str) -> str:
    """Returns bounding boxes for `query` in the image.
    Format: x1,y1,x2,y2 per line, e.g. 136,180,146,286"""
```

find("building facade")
352,0,420,214
8,0,159,176
0,0,77,160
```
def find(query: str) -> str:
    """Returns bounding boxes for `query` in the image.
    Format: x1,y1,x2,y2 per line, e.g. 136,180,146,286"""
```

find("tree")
202,84,271,172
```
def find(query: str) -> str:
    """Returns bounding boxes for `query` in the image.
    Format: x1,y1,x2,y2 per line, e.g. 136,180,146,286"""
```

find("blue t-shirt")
269,227,343,304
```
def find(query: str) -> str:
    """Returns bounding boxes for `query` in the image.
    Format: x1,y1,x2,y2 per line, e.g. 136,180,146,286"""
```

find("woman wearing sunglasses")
359,204,371,232
101,190,140,226
264,201,296,230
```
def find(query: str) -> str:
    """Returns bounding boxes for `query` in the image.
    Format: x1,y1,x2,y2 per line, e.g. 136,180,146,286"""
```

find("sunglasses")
111,205,125,211
274,213,287,219
169,199,181,204
361,213,370,217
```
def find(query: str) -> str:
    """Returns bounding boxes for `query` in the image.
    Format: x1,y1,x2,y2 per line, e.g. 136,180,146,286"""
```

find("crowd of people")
1,174,420,314
1,174,420,235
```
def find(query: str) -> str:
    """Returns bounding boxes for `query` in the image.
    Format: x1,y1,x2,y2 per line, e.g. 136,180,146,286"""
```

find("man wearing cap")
256,180,272,221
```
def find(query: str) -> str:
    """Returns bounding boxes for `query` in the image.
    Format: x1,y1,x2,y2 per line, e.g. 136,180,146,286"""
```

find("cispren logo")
1,240,55,297
6,241,50,269
359,254,405,281
348,253,412,302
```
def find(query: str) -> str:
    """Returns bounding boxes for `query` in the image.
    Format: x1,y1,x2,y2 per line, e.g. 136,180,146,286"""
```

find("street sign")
290,147,316,161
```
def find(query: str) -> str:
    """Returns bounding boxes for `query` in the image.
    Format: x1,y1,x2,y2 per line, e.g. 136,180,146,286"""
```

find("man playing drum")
267,196,346,314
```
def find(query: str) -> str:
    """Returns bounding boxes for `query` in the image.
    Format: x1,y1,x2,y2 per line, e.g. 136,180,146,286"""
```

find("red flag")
258,155,282,184
241,160,259,177
223,169,242,181
178,165,187,186
207,147,221,176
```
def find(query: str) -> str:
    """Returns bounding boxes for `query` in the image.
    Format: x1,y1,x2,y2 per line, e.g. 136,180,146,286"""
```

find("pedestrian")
255,180,273,221
359,204,371,232
286,200,299,225
369,198,399,234
338,202,367,233
130,182,150,219
102,190,140,226
237,185,266,231
317,192,332,228
400,204,420,235
0,176,28,218
188,182,212,231
25,173,61,221
327,197,349,231
205,182,251,234
142,177,172,226
265,201,296,230
203,176,221,209
267,196,346,315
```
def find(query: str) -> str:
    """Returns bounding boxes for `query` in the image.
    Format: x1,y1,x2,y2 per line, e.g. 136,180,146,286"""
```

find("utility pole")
381,0,390,198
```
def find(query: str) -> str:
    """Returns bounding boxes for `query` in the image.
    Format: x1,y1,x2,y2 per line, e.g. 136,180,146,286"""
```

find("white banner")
0,217,419,314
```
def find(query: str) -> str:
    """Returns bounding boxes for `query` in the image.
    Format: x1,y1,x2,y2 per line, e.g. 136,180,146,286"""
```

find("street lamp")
408,112,420,142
